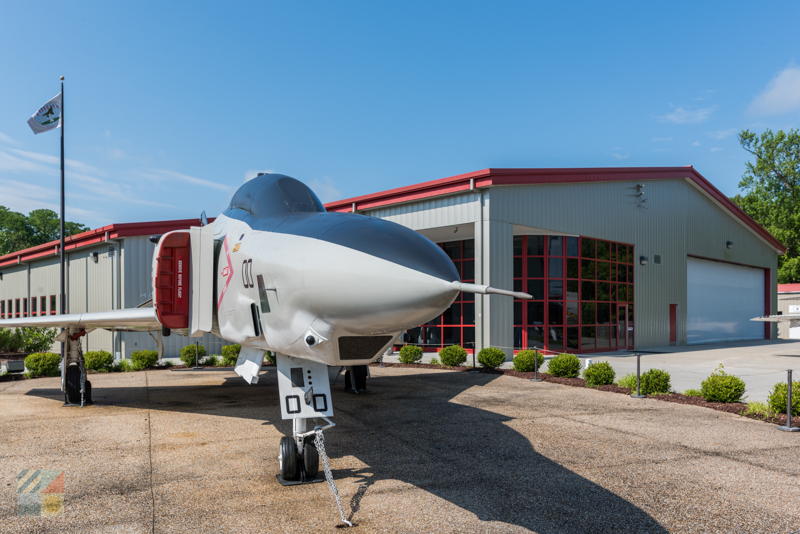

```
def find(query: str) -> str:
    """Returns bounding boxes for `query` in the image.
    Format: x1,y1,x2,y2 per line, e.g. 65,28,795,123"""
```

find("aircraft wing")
0,307,161,332
751,314,800,328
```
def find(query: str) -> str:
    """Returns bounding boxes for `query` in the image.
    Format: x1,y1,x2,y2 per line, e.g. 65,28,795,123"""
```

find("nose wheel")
276,432,322,486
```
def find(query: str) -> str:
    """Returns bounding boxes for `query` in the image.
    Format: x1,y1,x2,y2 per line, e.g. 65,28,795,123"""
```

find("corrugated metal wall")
777,293,800,339
0,264,30,319
362,178,779,350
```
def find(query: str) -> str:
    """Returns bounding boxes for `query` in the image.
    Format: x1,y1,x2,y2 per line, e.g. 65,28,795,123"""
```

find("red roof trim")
778,283,800,293
325,167,786,253
0,218,214,267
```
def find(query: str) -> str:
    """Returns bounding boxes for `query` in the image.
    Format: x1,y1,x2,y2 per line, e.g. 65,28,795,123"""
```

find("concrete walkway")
383,339,800,403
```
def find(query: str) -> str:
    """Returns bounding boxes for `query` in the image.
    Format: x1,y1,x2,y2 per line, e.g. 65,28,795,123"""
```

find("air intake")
338,336,393,361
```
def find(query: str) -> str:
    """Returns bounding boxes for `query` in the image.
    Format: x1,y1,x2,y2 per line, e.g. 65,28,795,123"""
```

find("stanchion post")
778,369,799,432
631,353,645,398
530,349,542,382
193,341,202,370
469,344,480,373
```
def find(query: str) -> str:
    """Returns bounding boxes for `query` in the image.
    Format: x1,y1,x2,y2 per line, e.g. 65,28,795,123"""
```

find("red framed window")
0,300,4,319
31,297,37,317
7,300,11,319
50,295,57,315
23,298,28,317
41,296,47,317
513,235,634,354
15,298,20,317
407,239,476,352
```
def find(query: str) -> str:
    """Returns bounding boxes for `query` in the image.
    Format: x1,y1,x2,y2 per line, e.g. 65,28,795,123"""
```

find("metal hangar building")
0,166,784,359
326,167,783,356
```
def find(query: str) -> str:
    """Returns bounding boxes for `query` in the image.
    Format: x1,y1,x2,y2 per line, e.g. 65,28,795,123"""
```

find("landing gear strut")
61,328,92,407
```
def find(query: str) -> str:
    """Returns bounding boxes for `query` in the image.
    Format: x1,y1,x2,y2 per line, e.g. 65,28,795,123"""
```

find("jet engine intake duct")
153,232,191,329
338,336,393,360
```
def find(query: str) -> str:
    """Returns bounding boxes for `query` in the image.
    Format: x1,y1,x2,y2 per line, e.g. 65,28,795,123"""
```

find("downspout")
106,232,123,359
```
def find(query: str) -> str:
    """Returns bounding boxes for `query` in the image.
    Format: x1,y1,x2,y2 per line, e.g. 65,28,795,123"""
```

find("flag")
27,93,62,134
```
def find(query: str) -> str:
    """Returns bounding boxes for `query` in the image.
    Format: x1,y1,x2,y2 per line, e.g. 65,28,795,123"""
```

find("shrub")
155,359,174,368
180,344,206,366
583,361,616,387
616,372,637,390
684,388,703,397
17,327,58,353
131,350,159,370
430,357,440,366
0,328,23,352
640,369,671,395
767,380,800,416
700,365,746,403
221,344,241,366
399,345,423,364
742,401,776,418
477,347,507,369
264,351,276,365
512,350,544,372
112,359,131,372
24,352,61,378
204,355,219,367
439,345,467,367
84,350,114,372
547,352,581,378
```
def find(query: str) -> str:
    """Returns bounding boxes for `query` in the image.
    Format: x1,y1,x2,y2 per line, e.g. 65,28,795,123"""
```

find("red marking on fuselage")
218,236,234,309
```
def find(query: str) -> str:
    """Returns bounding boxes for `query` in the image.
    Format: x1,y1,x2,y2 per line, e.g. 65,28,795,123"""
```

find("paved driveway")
1,366,799,533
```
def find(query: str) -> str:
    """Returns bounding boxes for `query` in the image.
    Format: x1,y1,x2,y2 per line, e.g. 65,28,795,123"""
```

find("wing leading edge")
0,307,161,332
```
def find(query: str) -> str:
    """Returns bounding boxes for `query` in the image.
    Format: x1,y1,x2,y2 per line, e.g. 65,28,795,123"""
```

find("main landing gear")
61,328,92,407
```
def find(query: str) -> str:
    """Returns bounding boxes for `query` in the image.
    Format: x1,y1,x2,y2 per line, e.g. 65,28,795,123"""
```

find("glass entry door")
617,304,628,349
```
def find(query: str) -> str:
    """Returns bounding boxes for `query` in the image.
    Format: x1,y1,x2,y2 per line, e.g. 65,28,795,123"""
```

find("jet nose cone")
319,215,459,282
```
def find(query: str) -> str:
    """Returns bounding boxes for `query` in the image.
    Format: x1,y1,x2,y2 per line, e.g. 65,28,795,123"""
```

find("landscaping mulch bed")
374,362,795,427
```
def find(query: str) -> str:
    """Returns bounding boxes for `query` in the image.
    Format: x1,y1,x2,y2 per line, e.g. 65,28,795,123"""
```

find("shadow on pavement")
26,367,667,533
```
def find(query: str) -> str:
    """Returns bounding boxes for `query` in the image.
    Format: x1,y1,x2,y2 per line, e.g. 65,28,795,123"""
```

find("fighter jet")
0,173,530,487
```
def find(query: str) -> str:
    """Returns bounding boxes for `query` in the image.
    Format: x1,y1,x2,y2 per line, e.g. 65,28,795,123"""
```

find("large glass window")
514,235,634,354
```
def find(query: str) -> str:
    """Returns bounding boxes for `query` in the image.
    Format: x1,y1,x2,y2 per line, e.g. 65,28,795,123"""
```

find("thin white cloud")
707,128,737,140
244,169,275,182
0,178,102,223
692,141,701,146
749,65,800,116
8,147,102,176
0,132,17,145
658,106,716,124
652,137,673,142
611,153,629,160
710,147,723,152
308,176,342,203
144,168,231,191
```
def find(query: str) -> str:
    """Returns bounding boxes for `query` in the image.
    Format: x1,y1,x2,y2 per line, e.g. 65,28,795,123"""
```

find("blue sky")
1,1,799,228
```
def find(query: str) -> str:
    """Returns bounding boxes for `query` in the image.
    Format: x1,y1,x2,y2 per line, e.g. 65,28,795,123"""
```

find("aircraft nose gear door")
276,353,333,486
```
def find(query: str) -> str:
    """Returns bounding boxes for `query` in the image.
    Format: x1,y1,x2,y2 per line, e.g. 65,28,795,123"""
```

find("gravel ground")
1,366,799,533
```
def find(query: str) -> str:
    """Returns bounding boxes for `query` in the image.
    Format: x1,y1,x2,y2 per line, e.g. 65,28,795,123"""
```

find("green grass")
684,388,702,397
429,357,440,366
741,401,776,418
615,372,637,390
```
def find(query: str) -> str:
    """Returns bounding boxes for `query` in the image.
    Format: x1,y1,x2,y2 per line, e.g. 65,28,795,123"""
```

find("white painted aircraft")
0,174,530,488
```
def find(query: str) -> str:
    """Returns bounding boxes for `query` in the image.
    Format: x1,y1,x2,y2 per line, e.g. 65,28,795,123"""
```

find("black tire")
279,436,298,481
84,380,93,405
303,437,319,478
65,365,81,405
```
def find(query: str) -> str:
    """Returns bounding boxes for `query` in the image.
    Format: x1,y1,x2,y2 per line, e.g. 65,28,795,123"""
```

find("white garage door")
687,257,765,344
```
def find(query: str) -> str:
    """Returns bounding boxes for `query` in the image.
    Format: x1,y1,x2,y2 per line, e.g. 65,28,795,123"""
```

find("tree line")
0,207,89,257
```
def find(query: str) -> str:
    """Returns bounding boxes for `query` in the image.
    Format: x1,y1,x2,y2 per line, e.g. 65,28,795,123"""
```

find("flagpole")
59,76,65,315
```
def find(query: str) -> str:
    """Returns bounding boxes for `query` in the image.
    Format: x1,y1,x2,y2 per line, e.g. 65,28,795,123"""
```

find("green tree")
0,207,89,256
732,128,800,283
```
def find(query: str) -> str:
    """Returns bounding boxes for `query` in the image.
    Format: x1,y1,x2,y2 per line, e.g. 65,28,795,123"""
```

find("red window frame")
513,235,634,354
0,300,4,319
41,296,47,317
7,300,11,319
15,298,20,318
23,298,28,317
50,295,57,315
407,239,476,353
31,297,37,317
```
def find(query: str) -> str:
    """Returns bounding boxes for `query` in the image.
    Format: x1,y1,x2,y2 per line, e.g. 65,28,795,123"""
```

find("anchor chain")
313,428,352,527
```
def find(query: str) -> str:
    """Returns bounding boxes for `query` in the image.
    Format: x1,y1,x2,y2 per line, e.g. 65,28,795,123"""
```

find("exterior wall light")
726,241,733,249
91,252,99,263
639,256,648,265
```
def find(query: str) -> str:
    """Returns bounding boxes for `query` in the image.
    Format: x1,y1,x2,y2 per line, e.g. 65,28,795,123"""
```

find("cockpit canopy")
228,174,326,218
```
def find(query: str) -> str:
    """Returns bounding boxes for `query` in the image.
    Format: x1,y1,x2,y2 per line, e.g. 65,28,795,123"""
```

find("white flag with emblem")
27,93,62,134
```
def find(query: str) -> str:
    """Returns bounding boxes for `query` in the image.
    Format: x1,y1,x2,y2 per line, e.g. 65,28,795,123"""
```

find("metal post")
193,341,202,369
469,344,479,373
530,349,542,382
778,369,799,432
631,353,645,398
59,78,65,315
